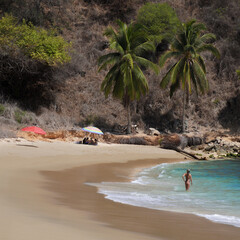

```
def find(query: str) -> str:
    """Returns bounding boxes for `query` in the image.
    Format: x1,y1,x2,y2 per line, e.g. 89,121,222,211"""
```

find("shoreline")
42,152,240,240
0,140,240,240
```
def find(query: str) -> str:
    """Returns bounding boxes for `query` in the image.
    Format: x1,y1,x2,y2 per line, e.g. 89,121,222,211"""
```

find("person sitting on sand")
83,137,89,144
182,169,192,191
88,138,93,145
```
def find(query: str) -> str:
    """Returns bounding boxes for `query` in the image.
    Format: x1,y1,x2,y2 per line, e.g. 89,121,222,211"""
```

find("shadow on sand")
16,144,38,148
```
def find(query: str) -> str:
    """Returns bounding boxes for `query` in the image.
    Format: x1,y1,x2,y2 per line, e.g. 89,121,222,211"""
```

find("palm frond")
116,19,126,31
196,55,206,73
197,44,220,58
174,34,185,51
171,57,186,85
134,56,159,74
189,32,198,45
122,53,134,69
185,19,196,29
192,22,206,34
112,72,124,99
189,65,198,95
132,64,148,88
132,65,148,99
125,67,135,99
98,52,121,71
184,44,196,56
186,62,191,94
192,60,208,93
101,63,119,91
182,62,187,90
134,41,155,56
101,67,121,98
170,79,180,98
159,51,181,67
104,26,117,39
200,33,216,43
160,63,177,89
109,41,124,54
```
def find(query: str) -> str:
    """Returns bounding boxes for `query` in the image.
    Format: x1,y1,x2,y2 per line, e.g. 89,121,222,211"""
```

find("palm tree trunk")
182,87,186,133
127,103,131,134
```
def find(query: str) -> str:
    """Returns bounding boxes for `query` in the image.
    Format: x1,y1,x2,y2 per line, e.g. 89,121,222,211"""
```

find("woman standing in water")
182,169,192,191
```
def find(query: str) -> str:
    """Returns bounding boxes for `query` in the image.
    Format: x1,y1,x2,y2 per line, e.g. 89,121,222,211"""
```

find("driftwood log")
160,134,204,160
170,147,201,160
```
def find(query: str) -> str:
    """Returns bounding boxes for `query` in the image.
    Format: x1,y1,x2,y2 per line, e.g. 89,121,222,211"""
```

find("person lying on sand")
182,169,192,191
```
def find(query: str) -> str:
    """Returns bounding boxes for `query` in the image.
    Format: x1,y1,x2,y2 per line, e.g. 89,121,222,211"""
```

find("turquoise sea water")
89,160,240,227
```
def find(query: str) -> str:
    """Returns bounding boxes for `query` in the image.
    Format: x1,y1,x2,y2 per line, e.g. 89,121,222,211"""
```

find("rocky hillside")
0,0,239,135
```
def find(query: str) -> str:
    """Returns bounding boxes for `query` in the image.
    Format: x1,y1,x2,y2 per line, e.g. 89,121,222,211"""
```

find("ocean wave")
86,160,240,229
197,213,240,228
98,187,240,228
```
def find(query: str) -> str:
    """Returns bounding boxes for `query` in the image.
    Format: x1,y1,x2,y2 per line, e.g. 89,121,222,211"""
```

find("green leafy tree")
0,14,72,109
159,19,220,132
136,3,180,43
0,14,71,66
98,20,159,134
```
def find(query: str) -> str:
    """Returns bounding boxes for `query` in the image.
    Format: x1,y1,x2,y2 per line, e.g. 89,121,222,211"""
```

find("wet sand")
0,140,239,240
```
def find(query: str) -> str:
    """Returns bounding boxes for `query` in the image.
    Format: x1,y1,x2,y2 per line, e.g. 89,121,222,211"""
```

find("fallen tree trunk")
160,134,204,149
171,147,200,160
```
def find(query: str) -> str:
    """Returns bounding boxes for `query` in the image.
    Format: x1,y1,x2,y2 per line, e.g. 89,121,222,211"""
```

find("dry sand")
0,140,239,240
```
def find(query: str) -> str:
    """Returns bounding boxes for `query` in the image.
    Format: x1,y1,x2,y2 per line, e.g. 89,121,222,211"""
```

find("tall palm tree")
98,20,158,134
159,19,220,132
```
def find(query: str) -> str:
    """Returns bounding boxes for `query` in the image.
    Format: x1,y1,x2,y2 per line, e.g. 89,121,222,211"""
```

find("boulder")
204,145,216,151
205,136,216,144
148,128,160,136
187,136,203,146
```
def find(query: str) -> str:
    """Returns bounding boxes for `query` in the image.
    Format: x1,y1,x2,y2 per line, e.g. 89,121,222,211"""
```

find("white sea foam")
158,170,165,178
96,186,240,228
131,176,148,185
197,214,240,228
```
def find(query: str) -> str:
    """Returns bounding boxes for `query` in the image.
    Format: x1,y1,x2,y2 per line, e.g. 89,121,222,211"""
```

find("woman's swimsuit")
185,174,190,183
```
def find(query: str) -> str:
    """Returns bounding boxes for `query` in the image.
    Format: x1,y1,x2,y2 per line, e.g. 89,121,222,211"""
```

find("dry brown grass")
0,0,240,134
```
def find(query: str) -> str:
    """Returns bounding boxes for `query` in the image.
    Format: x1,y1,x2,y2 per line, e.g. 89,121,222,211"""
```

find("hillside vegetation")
0,0,239,136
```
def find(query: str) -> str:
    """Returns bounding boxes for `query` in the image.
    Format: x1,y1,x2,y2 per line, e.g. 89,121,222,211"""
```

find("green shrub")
215,7,227,16
14,109,26,123
0,104,5,115
226,152,240,158
237,69,240,79
136,3,180,43
0,14,71,66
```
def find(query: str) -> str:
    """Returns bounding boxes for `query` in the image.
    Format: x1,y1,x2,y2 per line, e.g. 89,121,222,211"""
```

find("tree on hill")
0,14,71,109
136,3,180,45
98,20,159,134
159,19,220,132
0,14,71,66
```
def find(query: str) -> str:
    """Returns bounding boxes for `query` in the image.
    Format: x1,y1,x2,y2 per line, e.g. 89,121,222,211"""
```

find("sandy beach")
0,140,240,240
